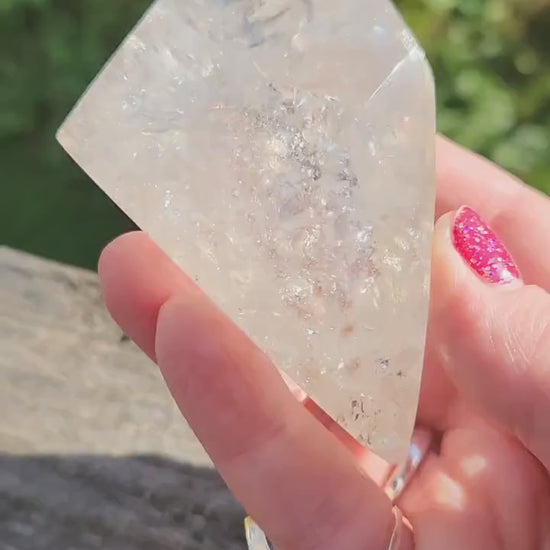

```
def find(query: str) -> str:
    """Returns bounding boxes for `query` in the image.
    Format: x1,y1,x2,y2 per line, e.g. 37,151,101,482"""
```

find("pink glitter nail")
452,206,521,285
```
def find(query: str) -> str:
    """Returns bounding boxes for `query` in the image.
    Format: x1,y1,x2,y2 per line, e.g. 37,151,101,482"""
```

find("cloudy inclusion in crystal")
57,0,436,463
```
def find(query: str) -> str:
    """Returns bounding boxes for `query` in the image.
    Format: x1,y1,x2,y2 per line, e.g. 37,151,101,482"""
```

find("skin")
98,136,550,549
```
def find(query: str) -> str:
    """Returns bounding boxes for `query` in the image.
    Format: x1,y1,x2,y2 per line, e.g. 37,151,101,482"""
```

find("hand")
98,137,550,550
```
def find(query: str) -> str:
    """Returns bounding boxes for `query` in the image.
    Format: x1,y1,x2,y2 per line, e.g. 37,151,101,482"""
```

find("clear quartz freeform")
58,0,436,464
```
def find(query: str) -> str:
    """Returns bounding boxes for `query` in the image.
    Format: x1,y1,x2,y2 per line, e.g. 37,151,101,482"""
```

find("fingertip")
429,210,488,381
431,211,456,278
432,207,523,301
98,231,195,359
432,211,479,313
430,208,521,369
98,231,142,282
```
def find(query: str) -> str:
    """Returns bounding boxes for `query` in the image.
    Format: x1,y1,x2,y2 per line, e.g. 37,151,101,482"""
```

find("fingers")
99,232,397,550
98,231,196,360
400,426,549,550
155,294,395,550
98,232,392,481
436,136,550,288
430,205,550,471
419,136,550,429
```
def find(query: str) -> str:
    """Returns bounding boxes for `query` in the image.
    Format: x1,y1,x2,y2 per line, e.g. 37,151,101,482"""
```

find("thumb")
431,206,550,471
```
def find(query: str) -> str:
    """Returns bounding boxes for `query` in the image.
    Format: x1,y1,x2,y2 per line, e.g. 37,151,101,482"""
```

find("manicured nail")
452,206,521,284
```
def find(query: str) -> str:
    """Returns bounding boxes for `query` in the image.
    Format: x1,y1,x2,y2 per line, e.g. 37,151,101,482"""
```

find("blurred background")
1,0,549,270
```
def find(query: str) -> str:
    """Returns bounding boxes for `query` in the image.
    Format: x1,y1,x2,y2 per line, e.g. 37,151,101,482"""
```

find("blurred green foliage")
1,0,549,269
397,0,550,190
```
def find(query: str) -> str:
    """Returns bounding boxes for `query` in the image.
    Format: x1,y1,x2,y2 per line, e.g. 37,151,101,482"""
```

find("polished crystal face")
58,0,436,464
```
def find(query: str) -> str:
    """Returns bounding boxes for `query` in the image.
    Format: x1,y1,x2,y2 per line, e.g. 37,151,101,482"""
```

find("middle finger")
155,291,396,550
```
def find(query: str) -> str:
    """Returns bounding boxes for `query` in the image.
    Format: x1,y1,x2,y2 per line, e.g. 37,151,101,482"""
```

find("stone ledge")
0,247,245,549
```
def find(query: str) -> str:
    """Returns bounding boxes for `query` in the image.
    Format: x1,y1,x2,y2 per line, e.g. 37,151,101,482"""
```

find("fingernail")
452,206,521,284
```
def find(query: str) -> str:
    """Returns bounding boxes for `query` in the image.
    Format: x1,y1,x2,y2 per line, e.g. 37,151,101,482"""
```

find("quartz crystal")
58,0,436,464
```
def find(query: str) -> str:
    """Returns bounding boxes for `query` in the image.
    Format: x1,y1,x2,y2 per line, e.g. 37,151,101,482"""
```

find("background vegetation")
1,0,549,269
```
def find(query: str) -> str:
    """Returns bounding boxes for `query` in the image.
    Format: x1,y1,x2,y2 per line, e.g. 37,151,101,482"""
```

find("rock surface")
0,247,245,549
